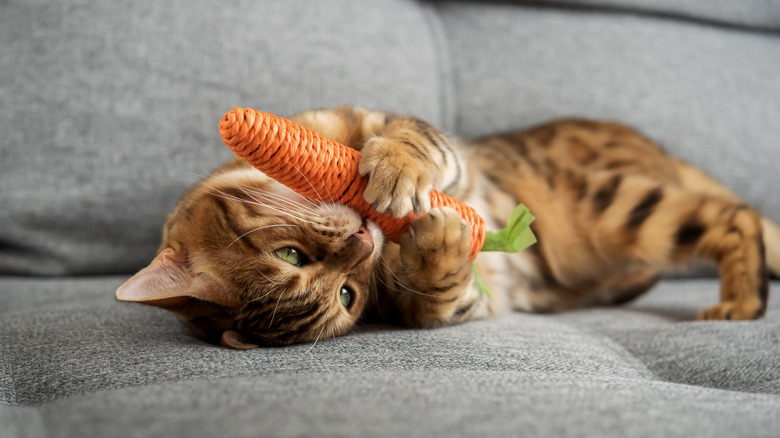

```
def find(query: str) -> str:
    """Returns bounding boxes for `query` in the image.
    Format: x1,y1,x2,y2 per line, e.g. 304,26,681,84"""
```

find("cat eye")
274,247,307,267
339,287,353,308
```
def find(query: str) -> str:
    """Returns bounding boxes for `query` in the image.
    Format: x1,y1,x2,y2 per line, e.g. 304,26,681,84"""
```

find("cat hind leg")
692,204,767,320
590,175,768,320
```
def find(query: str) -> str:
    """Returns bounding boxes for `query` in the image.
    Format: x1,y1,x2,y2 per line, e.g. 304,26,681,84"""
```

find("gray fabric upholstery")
0,0,447,276
2,0,779,436
2,278,780,437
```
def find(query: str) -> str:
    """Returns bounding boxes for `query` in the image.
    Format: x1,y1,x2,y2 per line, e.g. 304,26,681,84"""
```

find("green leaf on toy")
472,261,492,298
472,204,536,298
481,204,537,253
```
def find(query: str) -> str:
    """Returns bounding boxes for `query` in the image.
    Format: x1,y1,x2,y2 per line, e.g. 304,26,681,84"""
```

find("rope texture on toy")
219,107,486,261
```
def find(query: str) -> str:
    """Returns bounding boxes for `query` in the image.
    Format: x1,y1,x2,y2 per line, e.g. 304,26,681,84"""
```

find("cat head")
116,164,384,349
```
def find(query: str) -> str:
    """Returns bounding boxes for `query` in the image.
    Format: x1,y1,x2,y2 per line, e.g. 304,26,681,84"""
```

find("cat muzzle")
352,224,374,248
347,223,375,265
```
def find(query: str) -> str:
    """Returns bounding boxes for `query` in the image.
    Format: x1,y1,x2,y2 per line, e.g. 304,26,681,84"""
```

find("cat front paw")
399,207,472,281
358,137,435,218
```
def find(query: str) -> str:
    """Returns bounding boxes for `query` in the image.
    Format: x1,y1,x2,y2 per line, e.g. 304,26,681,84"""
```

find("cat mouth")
344,219,382,268
318,203,385,258
361,219,385,253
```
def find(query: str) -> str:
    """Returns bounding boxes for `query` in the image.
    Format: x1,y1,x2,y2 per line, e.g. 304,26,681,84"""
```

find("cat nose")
342,224,374,266
352,224,374,248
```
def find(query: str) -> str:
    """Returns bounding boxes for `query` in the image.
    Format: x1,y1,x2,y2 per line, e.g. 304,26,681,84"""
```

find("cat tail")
761,217,780,277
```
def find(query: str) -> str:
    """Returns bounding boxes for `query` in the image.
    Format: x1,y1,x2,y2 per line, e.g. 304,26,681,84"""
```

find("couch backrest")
2,0,778,276
0,0,448,275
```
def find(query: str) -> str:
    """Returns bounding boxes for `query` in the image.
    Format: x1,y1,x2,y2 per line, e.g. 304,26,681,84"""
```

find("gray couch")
2,1,780,437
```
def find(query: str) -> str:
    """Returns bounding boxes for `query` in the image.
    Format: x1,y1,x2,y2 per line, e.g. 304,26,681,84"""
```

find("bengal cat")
116,106,778,349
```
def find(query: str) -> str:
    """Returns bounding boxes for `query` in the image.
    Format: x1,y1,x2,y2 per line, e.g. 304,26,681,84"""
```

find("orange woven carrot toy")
218,107,536,263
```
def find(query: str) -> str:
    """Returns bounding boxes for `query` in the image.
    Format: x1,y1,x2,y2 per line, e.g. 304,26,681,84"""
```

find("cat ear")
220,330,260,350
116,247,236,309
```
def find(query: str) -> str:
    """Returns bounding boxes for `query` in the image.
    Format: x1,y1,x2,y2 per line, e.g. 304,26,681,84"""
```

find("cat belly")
474,250,545,314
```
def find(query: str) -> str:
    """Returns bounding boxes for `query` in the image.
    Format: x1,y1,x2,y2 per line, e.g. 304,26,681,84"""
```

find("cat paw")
399,207,472,279
358,137,435,217
696,299,764,321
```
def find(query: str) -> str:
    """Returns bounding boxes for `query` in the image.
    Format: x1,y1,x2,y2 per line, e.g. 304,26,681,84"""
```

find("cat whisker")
307,325,327,352
181,170,211,184
254,268,286,287
210,188,320,225
378,274,435,298
240,186,323,217
205,177,323,221
290,163,335,214
397,282,436,298
257,202,321,225
250,289,274,304
268,295,282,330
227,224,302,249
254,193,322,217
219,170,323,213
378,256,437,298
251,268,300,303
230,183,323,218
368,274,385,321
254,199,321,222
249,282,284,304
252,185,322,210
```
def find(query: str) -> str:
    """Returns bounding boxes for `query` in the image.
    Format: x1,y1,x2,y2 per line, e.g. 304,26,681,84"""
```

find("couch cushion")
1,277,779,436
0,0,447,275
3,373,780,438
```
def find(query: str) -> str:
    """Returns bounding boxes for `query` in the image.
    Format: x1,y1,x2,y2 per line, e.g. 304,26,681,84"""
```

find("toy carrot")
218,107,536,263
